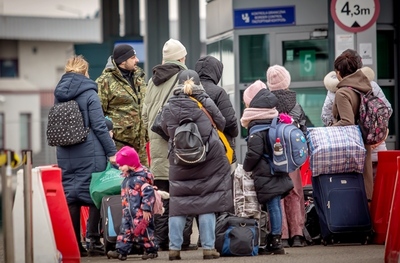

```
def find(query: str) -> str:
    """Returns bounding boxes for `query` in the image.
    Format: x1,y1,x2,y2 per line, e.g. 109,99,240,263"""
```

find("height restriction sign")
331,0,380,33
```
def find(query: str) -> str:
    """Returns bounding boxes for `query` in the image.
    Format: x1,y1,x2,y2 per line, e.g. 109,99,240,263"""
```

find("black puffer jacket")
160,89,233,217
195,56,239,161
243,89,293,204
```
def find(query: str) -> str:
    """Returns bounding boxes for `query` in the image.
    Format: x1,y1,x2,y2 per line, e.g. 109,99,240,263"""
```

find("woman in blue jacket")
53,55,117,257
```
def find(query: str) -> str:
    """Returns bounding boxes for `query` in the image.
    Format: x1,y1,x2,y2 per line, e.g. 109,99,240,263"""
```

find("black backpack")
215,213,259,256
46,100,90,146
171,118,207,166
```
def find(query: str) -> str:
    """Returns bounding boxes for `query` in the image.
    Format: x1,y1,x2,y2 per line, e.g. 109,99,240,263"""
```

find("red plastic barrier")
146,141,151,166
371,150,400,244
40,166,80,263
301,157,312,187
80,206,89,241
384,156,400,262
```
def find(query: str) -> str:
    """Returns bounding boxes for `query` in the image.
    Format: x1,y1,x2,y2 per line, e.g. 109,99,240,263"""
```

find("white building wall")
0,93,41,154
19,41,75,89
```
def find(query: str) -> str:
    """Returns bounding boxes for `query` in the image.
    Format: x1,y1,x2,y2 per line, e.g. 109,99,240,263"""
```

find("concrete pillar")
145,0,170,77
327,0,335,69
102,0,120,41
394,0,400,149
178,0,200,70
124,0,140,37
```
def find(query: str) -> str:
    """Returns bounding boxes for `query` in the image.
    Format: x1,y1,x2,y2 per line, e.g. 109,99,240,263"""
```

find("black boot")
259,234,285,255
79,244,88,257
88,238,105,256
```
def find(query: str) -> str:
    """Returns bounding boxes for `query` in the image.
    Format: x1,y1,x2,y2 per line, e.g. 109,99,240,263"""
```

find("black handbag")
150,72,181,140
151,106,169,141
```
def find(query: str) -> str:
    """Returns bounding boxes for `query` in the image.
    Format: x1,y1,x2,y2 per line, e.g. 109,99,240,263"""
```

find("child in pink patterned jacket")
107,146,158,261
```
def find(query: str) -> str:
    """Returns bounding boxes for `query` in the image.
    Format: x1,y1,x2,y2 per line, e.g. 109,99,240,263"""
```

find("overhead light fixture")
310,29,328,39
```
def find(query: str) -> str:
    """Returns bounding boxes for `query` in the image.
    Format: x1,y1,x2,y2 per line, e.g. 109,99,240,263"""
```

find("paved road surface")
80,245,385,263
0,227,386,263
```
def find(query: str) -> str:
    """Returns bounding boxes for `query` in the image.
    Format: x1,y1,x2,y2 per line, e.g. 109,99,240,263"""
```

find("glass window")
0,59,18,77
206,42,220,61
381,86,395,135
239,87,326,138
377,30,394,79
220,37,234,86
20,113,31,150
282,39,329,82
239,34,269,83
239,89,247,138
296,87,327,128
0,113,4,149
206,38,235,87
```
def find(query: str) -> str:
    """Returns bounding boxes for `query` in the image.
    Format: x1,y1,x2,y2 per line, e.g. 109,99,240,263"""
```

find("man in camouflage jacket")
96,44,149,166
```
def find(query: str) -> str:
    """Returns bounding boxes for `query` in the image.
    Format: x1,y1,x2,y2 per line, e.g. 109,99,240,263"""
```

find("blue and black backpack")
249,117,308,174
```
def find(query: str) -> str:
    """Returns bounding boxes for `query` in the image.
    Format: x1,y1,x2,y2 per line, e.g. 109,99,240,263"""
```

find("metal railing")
1,149,33,263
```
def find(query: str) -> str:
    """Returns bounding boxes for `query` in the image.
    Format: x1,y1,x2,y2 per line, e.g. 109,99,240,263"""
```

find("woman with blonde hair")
158,69,233,260
53,55,116,257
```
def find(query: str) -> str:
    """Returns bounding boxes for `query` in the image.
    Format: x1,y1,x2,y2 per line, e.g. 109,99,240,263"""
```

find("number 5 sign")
300,50,315,77
331,0,380,33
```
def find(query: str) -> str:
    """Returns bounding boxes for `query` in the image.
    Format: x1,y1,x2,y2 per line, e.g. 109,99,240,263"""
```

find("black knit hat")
113,44,136,65
178,69,201,85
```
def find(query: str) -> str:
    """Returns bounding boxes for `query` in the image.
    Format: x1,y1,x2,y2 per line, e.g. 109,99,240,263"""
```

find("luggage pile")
233,164,260,218
307,126,373,245
215,164,264,256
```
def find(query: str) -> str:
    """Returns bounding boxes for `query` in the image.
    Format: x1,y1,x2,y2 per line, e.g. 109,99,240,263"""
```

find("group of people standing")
52,37,389,261
53,38,239,260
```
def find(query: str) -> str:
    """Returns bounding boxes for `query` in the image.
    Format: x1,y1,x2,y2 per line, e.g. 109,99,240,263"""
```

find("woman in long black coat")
160,70,233,260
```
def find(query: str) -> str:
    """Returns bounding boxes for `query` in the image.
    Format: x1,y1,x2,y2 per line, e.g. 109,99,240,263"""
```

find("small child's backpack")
171,118,207,166
249,117,308,174
141,183,165,215
350,88,390,145
46,100,89,146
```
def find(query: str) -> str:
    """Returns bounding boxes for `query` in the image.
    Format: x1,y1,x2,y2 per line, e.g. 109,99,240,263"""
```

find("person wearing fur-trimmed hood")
321,65,393,182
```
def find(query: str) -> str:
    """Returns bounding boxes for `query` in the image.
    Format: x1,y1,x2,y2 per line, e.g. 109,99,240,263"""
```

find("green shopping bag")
90,162,122,208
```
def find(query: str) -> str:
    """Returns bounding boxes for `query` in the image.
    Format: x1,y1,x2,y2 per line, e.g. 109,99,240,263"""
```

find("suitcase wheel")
321,237,334,246
361,235,370,245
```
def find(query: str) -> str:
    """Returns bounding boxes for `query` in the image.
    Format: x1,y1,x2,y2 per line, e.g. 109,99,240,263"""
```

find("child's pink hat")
115,146,141,168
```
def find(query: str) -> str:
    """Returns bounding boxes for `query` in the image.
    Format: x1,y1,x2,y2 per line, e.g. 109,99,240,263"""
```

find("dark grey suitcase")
311,173,372,245
100,195,144,255
100,195,122,253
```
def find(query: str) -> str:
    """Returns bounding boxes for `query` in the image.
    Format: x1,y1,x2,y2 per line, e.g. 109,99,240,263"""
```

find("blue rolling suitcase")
311,173,372,245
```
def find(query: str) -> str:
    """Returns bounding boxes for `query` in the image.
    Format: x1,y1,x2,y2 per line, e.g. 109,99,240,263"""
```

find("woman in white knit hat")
266,64,308,248
142,39,199,253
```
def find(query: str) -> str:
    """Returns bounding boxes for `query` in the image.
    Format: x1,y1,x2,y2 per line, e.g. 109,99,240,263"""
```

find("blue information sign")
234,6,295,28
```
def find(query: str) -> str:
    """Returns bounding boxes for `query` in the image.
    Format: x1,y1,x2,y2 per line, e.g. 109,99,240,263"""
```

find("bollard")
384,156,400,262
1,149,15,263
23,150,33,263
370,150,400,244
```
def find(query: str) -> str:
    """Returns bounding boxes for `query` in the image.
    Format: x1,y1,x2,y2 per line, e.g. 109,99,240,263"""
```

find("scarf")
240,108,279,128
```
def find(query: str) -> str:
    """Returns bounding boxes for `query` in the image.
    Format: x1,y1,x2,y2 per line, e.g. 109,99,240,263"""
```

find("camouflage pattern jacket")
96,57,149,166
